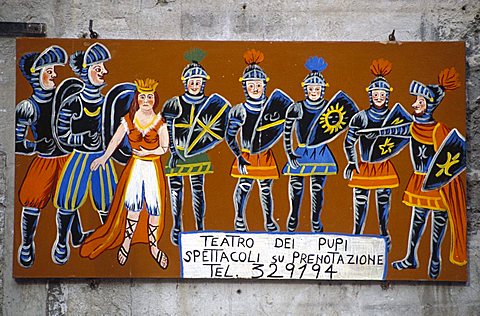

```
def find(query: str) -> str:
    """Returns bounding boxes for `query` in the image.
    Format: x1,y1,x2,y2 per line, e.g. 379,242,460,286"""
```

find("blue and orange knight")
343,59,399,251
359,68,467,278
15,45,90,268
52,43,117,265
226,49,293,232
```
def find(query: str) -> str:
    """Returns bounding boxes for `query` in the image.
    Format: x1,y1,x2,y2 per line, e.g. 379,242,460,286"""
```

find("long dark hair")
129,91,160,120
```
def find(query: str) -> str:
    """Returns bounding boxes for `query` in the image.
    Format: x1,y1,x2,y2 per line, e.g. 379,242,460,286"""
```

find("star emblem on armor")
435,151,460,177
379,137,395,155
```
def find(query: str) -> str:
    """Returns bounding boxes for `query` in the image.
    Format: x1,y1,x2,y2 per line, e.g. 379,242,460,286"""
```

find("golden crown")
134,78,159,94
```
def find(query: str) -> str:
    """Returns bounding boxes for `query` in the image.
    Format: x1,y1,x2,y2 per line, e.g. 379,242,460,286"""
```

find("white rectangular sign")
180,232,387,280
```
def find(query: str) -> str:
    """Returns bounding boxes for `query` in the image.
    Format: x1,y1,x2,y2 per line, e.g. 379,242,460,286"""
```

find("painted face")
39,66,57,90
187,78,203,95
371,89,387,109
412,95,427,116
307,85,323,101
138,93,155,111
246,80,264,100
88,62,108,86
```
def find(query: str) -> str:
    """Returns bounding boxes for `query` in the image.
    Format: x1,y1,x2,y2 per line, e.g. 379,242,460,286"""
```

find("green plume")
184,48,206,63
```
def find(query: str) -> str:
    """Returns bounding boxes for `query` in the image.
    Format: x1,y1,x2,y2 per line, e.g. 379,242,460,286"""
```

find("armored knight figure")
226,49,293,232
163,48,230,245
358,67,467,279
283,56,358,232
343,59,401,251
52,43,118,265
15,45,89,268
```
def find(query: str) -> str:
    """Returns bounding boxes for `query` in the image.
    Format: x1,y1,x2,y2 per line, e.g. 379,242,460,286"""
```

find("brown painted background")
14,38,466,281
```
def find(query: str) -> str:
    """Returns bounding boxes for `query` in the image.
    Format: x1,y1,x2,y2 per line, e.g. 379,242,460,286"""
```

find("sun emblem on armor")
319,103,347,134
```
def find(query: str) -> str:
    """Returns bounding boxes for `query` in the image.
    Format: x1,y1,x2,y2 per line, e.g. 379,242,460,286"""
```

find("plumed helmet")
302,56,329,101
239,49,269,83
366,58,393,92
409,67,461,116
181,48,209,81
302,56,328,87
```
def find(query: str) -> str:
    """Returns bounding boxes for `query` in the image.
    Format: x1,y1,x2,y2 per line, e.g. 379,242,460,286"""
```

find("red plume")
243,49,264,65
438,67,461,91
370,58,392,77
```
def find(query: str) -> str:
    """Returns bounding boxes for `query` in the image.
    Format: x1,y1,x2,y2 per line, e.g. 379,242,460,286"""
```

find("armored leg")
70,210,93,247
190,174,205,231
311,175,326,232
287,176,304,232
429,210,448,279
376,188,392,251
392,207,429,270
168,176,184,245
52,208,75,265
233,178,254,231
353,188,370,234
258,179,279,232
18,207,40,268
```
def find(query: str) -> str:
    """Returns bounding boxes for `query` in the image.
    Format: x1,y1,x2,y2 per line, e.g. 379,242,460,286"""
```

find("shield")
102,82,136,164
250,89,294,154
184,93,231,157
306,90,359,147
52,78,84,154
369,103,413,162
423,129,466,191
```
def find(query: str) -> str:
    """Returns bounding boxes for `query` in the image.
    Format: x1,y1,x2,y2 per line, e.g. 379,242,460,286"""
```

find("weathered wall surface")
1,0,480,314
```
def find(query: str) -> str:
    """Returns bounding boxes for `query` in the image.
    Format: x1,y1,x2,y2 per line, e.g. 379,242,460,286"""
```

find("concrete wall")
1,0,480,314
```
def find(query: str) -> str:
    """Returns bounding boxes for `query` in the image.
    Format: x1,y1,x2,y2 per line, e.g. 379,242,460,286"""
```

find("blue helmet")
302,56,329,100
70,43,111,85
19,45,67,97
19,45,67,83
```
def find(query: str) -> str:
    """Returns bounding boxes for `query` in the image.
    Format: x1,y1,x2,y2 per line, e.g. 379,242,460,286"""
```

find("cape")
412,122,467,266
80,157,166,259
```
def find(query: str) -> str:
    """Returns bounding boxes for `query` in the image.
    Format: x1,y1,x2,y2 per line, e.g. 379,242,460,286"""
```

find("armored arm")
56,97,88,147
226,104,246,158
15,100,36,154
344,113,365,165
283,103,302,168
226,104,250,174
15,100,55,155
357,122,412,139
343,113,365,179
162,97,182,167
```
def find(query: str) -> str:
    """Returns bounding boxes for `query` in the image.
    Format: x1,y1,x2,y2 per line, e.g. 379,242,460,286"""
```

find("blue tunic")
282,100,338,176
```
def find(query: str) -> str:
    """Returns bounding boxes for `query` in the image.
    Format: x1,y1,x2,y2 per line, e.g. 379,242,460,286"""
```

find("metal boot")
52,209,75,265
18,207,40,268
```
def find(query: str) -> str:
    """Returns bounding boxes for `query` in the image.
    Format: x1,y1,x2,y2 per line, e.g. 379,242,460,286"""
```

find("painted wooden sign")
14,38,467,281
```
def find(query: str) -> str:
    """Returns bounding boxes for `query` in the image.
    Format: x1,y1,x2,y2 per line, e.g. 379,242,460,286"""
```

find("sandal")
117,217,138,266
148,223,169,269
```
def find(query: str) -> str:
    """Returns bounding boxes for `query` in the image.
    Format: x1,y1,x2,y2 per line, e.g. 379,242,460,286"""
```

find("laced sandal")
148,224,169,269
117,218,138,266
